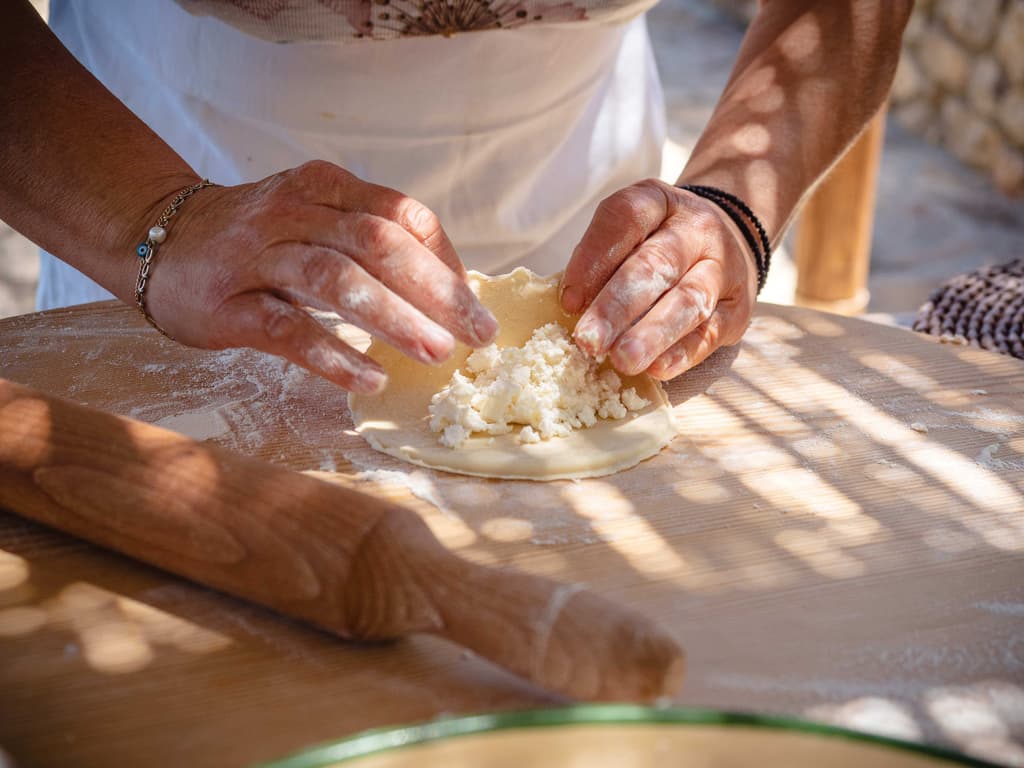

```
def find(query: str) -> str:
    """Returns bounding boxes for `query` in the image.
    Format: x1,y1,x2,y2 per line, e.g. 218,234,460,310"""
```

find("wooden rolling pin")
0,378,683,702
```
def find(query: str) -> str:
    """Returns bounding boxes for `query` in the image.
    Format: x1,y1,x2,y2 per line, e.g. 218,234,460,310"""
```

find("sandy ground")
1,0,1021,321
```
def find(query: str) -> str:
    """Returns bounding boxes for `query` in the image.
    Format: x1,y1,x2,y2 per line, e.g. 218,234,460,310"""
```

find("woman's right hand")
138,161,498,393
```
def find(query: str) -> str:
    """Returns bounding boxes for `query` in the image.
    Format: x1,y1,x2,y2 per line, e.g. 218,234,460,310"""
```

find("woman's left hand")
560,179,758,380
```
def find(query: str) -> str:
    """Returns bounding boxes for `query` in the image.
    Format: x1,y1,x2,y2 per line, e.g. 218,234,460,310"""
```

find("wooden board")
1,301,1022,767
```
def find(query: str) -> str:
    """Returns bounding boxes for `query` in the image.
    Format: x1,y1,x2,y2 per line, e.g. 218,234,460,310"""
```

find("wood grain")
0,378,683,703
1,301,1022,768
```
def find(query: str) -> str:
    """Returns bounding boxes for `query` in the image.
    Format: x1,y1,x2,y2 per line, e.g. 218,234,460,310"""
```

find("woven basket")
913,259,1024,359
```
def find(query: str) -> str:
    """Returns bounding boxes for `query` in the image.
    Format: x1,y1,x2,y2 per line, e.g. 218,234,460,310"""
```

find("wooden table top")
1,301,1022,768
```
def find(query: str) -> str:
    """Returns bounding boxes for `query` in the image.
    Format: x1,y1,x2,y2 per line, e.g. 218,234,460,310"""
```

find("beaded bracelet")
134,179,214,338
676,184,771,294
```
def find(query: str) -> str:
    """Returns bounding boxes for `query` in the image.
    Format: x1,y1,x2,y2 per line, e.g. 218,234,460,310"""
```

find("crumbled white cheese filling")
429,323,650,448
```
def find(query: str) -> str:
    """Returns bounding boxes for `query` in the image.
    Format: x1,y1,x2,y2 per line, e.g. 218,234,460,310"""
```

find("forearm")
677,0,913,245
0,0,199,303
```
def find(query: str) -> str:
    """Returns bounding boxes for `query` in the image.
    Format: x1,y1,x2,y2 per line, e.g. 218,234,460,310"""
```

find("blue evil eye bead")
136,243,150,258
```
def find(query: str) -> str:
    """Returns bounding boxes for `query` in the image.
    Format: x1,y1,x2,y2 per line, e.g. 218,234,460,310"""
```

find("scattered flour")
429,323,648,448
952,407,1024,426
976,443,1024,471
974,601,1024,617
353,468,448,512
123,347,325,452
153,409,231,441
344,287,371,310
341,449,450,514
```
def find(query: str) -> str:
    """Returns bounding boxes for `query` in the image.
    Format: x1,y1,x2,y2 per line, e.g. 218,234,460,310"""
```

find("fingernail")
561,285,583,314
658,348,688,378
357,367,387,394
615,337,646,373
471,306,498,345
420,324,455,363
574,316,611,354
670,348,689,372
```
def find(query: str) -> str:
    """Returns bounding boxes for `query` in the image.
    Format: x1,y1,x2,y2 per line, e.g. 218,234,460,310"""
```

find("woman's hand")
143,161,498,393
560,179,757,380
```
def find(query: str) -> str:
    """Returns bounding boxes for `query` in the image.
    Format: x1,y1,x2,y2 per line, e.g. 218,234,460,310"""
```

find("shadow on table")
2,304,1023,767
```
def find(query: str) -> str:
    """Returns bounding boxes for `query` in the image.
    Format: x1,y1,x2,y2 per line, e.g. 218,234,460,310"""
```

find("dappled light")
0,544,237,688
737,342,1024,544
0,0,1019,762
0,551,29,592
858,352,941,392
450,547,500,567
737,66,784,115
118,595,232,655
2,294,1023,762
772,527,866,579
3,577,234,675
420,506,478,548
76,620,154,675
925,683,1024,766
0,606,47,637
480,517,535,543
744,465,865,521
776,11,823,71
806,696,923,741
919,527,976,556
563,482,690,578
671,477,731,504
730,123,772,155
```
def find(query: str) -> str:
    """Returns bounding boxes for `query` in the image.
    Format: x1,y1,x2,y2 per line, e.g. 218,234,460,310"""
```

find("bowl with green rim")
259,705,1004,768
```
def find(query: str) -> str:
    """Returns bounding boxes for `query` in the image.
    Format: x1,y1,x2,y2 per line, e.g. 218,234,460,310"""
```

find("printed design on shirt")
227,0,291,20
226,0,588,38
344,0,586,38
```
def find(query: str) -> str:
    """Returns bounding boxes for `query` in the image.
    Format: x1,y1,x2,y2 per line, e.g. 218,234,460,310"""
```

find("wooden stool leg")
794,108,887,315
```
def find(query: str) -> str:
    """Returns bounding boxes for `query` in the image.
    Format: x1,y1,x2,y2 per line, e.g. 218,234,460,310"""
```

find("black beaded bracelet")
676,184,771,294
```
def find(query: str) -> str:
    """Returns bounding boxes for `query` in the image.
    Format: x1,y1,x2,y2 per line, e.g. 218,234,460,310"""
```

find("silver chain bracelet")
134,179,214,339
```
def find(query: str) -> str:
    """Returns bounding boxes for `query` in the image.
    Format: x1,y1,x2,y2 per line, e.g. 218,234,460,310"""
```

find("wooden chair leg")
793,107,887,315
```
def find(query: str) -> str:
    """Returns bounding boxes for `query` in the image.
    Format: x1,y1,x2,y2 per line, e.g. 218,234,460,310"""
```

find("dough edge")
348,268,679,481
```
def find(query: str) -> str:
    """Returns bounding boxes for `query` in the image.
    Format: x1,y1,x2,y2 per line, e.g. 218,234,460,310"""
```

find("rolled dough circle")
348,269,679,480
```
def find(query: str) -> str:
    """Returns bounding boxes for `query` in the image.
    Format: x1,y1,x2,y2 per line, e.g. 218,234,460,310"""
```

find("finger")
267,244,457,365
345,182,465,278
560,181,671,315
572,220,702,357
261,205,496,347
646,304,745,381
280,160,466,276
215,292,388,393
332,211,497,346
608,260,722,376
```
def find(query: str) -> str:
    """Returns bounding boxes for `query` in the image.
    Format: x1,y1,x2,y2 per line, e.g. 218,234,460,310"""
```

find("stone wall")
708,0,1024,197
894,0,1023,196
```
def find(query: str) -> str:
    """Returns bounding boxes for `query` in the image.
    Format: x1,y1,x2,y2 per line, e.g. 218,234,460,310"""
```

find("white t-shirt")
37,0,665,309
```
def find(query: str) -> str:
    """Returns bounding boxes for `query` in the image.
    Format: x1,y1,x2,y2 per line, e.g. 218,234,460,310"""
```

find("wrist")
675,183,771,295
675,165,786,244
98,170,207,306
132,179,216,338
